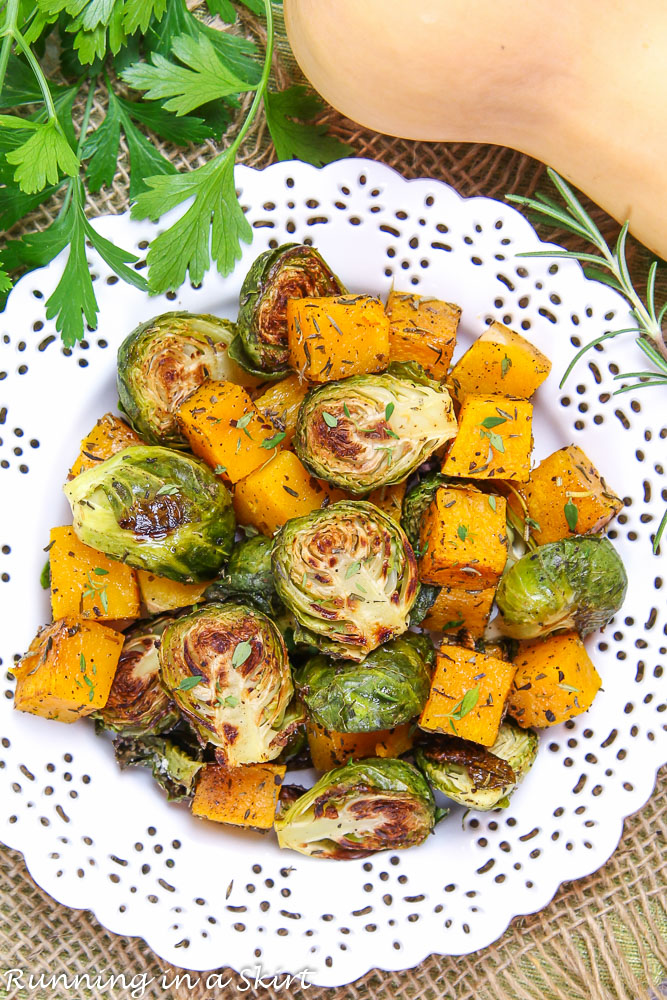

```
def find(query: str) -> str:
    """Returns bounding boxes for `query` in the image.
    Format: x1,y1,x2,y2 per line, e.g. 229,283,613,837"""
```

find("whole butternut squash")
285,0,667,258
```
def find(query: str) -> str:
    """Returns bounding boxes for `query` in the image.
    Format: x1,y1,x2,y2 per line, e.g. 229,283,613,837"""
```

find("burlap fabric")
2,7,666,999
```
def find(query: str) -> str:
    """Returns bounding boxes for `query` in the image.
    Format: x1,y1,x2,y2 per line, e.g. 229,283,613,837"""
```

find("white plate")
0,159,664,987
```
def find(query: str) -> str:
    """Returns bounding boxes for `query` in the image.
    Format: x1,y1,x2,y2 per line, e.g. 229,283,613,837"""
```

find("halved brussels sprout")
231,243,345,378
496,536,627,638
95,616,179,737
415,719,538,811
293,363,457,494
203,534,277,615
64,446,235,583
296,632,434,733
272,500,419,661
117,312,255,448
113,729,203,801
275,757,436,858
158,603,297,766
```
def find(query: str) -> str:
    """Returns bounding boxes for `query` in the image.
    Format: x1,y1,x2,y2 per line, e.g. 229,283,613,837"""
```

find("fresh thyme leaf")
385,401,395,421
480,428,505,453
488,495,497,511
261,430,286,449
93,567,109,575
231,640,252,668
223,694,239,708
501,355,512,377
457,524,469,542
480,415,507,429
345,560,361,579
40,559,51,589
263,85,353,166
564,499,579,532
322,411,338,427
156,483,180,495
178,674,202,691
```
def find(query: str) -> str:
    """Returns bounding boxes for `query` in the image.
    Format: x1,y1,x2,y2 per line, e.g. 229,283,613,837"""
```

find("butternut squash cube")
507,633,601,728
418,486,507,587
69,413,143,478
366,481,406,523
419,645,516,746
287,294,389,382
192,762,286,829
448,321,551,401
306,719,413,771
177,379,277,484
442,394,533,482
506,445,623,545
49,526,140,621
254,374,309,446
137,570,211,613
233,449,343,535
386,290,460,378
13,616,124,722
422,585,496,637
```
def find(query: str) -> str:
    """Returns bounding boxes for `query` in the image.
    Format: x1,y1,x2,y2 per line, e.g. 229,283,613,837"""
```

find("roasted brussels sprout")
293,363,457,494
113,729,204,801
296,632,433,732
400,471,454,616
496,536,627,638
203,535,277,615
415,719,538,811
64,446,235,583
274,757,436,858
95,616,179,737
117,312,254,448
158,603,297,766
272,500,419,661
231,243,345,377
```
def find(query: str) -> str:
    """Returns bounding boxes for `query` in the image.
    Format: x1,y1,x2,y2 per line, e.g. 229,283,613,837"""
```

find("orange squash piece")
13,616,123,722
507,633,601,728
137,570,211,613
191,762,286,829
233,449,343,535
419,644,516,746
287,294,389,382
422,585,496,637
386,290,460,378
366,481,406,523
418,486,507,587
49,525,140,621
506,445,623,545
254,374,309,446
177,379,277,484
69,413,143,478
306,719,413,771
442,394,533,482
448,321,551,401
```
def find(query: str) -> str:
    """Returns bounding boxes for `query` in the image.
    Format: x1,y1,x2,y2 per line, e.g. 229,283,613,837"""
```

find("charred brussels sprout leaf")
274,757,436,858
415,719,538,811
296,633,434,733
64,446,235,583
272,500,419,661
233,243,345,378
113,730,204,801
496,536,628,639
203,535,277,615
294,363,457,494
95,616,180,737
117,312,253,448
158,603,297,766
409,582,439,625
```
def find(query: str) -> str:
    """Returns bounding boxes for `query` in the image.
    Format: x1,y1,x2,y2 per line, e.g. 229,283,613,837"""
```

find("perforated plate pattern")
0,160,665,987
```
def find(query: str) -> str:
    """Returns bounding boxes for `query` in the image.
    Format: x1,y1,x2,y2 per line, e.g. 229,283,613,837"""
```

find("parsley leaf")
4,117,79,194
264,85,353,166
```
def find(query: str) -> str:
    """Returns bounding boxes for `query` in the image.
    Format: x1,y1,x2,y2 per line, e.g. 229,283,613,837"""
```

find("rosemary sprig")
508,168,667,554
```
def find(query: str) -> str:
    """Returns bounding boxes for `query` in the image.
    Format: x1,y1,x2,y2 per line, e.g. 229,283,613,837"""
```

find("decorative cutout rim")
0,159,664,987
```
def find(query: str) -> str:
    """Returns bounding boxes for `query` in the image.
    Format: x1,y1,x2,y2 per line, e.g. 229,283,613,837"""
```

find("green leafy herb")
322,411,338,428
92,567,109,575
178,674,203,691
345,560,361,579
440,617,464,631
480,415,507,429
223,694,239,708
214,464,227,475
384,401,395,421
480,428,505,453
457,524,469,542
501,355,512,377
558,683,580,694
443,686,480,735
261,430,286,449
488,495,497,512
264,85,354,166
564,499,579,532
40,558,50,589
231,639,252,668
156,483,180,496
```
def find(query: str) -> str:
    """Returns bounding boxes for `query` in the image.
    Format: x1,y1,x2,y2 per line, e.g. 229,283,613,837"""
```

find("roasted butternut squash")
448,322,551,401
419,644,516,746
49,525,141,621
507,632,601,728
306,719,413,771
191,762,286,829
177,379,277,484
233,449,343,536
69,413,143,478
13,616,124,722
386,290,459,378
254,374,309,446
442,395,533,482
418,486,507,587
366,481,406,523
287,294,389,382
422,584,496,637
137,570,211,613
506,445,623,545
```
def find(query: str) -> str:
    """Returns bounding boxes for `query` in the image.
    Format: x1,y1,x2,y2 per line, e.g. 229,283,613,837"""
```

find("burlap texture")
2,7,666,999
